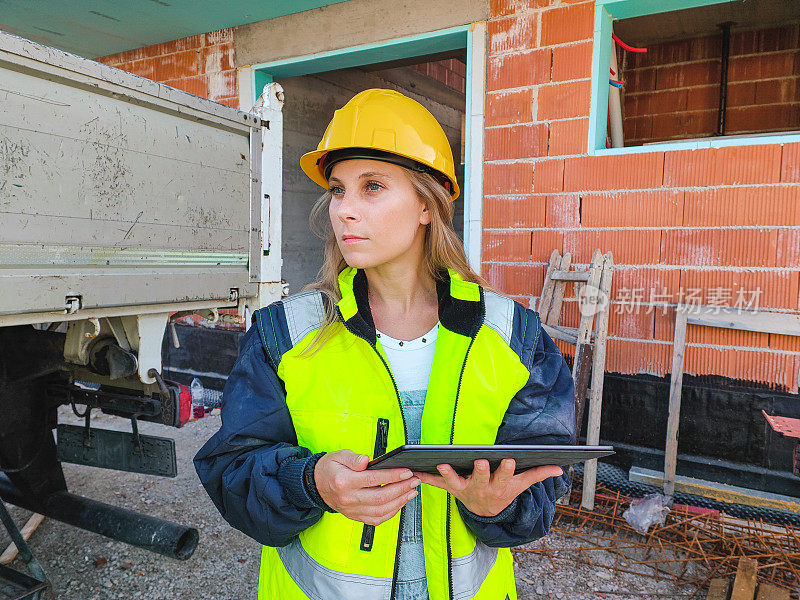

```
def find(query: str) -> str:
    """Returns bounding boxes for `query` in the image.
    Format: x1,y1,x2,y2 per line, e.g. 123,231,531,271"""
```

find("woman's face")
327,159,431,269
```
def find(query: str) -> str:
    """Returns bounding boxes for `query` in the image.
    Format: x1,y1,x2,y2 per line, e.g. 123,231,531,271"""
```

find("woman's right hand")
314,449,420,525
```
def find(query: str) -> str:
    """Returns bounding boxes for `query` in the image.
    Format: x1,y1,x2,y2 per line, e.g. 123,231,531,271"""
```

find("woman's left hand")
413,459,563,518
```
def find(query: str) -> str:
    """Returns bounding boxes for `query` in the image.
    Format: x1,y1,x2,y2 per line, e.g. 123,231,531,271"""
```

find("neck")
363,261,437,314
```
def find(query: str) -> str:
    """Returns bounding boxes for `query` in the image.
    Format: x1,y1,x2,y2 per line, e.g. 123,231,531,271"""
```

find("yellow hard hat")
300,88,460,200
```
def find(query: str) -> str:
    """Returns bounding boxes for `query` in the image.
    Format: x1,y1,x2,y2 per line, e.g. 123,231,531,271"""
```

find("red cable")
612,32,647,53
610,67,616,76
610,78,624,86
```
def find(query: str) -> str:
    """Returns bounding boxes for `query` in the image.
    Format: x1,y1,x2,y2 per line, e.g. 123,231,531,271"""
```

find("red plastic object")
612,32,647,53
178,383,192,427
762,410,800,439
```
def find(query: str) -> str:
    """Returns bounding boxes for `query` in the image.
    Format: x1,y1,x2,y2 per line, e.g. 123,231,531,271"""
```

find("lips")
342,235,367,242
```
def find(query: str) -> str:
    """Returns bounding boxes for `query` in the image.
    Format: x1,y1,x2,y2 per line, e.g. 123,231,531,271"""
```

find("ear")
419,202,432,226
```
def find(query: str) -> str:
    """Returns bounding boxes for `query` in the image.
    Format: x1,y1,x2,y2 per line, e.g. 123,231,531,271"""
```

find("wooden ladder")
536,248,614,510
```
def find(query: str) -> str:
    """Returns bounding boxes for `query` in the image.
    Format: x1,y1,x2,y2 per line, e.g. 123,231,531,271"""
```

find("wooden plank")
550,270,591,282
684,307,800,337
581,251,614,510
0,512,45,564
537,250,560,318
730,557,758,600
664,306,689,498
707,578,732,600
542,324,578,345
572,249,604,382
545,252,571,326
756,583,791,600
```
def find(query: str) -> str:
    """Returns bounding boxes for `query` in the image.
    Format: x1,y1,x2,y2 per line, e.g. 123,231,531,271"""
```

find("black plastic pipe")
0,475,198,560
717,21,734,136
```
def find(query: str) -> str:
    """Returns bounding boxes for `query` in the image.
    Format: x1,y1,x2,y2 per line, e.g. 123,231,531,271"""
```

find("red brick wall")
96,29,239,108
623,24,800,145
412,58,467,94
484,0,800,392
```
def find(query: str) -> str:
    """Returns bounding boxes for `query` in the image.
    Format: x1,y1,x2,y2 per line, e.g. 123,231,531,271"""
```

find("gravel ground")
2,409,695,600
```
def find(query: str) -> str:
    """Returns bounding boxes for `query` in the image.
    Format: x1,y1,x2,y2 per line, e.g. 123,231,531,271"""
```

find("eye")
365,181,383,192
329,185,344,195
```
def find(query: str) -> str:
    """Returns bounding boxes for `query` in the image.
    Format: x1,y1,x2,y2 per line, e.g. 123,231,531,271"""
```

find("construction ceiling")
0,0,350,58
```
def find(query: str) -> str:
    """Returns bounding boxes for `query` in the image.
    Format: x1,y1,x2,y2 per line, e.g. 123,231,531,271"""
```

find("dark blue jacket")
194,272,576,549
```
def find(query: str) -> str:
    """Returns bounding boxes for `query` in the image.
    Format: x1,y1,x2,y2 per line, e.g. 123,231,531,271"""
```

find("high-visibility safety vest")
255,266,540,600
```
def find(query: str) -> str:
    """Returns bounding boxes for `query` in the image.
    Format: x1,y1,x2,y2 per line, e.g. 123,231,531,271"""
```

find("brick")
581,190,684,227
216,97,240,109
681,347,797,392
660,229,779,267
483,230,532,261
754,78,797,105
545,194,580,227
607,308,654,340
127,59,155,80
604,338,671,377
655,60,719,90
663,145,783,187
551,42,593,82
676,269,799,312
729,52,797,82
548,118,589,156
151,50,199,81
537,81,591,120
484,124,549,160
206,29,234,45
684,187,800,227
564,229,661,264
483,162,534,195
483,195,545,228
727,105,800,134
532,159,564,193
777,229,800,268
540,3,594,46
490,0,546,18
485,89,533,126
649,110,716,142
489,13,538,55
207,70,237,101
201,42,235,73
531,230,565,260
563,152,664,191
770,331,800,352
488,49,551,90
163,75,208,97
782,143,800,182
482,263,544,296
609,267,681,303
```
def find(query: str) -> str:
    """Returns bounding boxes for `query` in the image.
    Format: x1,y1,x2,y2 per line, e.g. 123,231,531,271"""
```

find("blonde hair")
299,169,494,356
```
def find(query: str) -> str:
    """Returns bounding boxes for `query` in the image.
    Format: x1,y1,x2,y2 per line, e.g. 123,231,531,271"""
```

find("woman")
194,88,576,600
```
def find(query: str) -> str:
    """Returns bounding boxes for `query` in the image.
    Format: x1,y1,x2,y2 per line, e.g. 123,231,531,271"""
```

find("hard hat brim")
300,147,460,200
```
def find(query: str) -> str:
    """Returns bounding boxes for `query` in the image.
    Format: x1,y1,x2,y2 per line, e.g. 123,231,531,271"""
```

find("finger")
516,464,564,488
352,467,414,488
352,477,420,505
333,450,369,471
414,471,448,489
493,458,516,487
471,459,491,486
436,464,467,491
358,488,419,525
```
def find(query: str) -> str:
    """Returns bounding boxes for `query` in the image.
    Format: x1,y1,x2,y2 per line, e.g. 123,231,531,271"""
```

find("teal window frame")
588,0,800,155
249,25,479,253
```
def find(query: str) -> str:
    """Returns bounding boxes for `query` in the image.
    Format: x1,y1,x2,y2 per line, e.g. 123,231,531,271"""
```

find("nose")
335,189,360,222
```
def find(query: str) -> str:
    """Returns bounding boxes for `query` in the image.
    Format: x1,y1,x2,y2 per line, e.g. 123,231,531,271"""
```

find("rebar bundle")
514,482,800,599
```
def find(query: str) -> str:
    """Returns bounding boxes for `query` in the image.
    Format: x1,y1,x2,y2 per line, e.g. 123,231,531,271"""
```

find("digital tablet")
366,444,614,476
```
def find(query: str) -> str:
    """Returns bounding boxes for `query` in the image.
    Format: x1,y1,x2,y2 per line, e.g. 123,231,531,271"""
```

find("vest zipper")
360,417,390,551
337,308,407,600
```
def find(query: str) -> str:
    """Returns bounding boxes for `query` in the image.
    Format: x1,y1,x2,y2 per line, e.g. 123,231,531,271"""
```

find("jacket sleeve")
456,312,576,547
193,316,327,547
